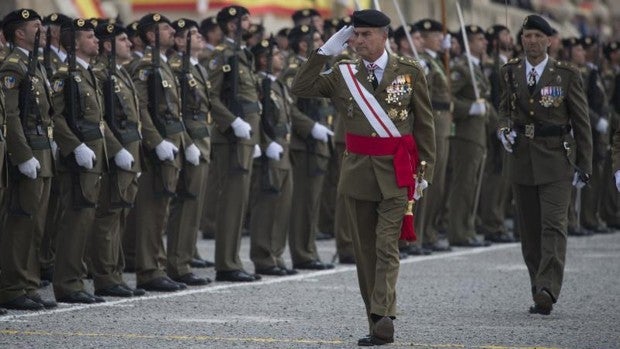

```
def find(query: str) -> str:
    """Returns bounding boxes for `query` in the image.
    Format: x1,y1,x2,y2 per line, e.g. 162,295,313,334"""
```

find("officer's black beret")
414,19,443,33
394,24,417,42
337,16,352,30
580,35,597,49
95,22,126,41
137,13,171,33
352,10,390,28
61,18,96,32
172,18,198,34
561,37,582,49
324,18,340,32
276,27,291,38
2,9,42,41
251,37,276,57
292,9,320,23
126,21,139,37
603,41,620,58
216,6,249,28
459,24,483,38
521,15,554,36
486,24,509,40
43,13,72,27
199,16,218,35
288,24,314,41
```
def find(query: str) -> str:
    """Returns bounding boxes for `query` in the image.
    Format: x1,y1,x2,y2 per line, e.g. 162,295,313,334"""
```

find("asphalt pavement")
0,231,618,348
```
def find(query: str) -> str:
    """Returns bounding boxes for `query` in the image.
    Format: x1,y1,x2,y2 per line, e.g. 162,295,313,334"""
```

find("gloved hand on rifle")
231,117,252,139
184,143,201,166
468,100,487,116
311,123,334,143
572,171,589,189
441,33,452,50
318,25,355,56
18,157,40,179
413,179,429,201
266,141,283,160
74,143,96,170
253,144,262,158
615,170,620,192
155,140,178,162
114,148,134,171
497,128,516,153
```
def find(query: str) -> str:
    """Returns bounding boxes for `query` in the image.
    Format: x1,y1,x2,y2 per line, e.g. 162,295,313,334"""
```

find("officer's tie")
527,67,537,94
367,63,378,90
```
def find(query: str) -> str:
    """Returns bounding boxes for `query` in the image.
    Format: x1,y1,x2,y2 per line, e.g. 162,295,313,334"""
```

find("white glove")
253,144,262,158
18,157,40,179
155,140,178,162
615,170,620,192
51,141,58,160
414,179,429,200
572,172,587,189
74,143,96,170
318,25,354,56
595,118,609,134
310,123,334,143
468,101,487,116
441,33,452,50
231,117,252,139
184,143,201,166
265,141,283,160
497,129,516,153
114,148,134,171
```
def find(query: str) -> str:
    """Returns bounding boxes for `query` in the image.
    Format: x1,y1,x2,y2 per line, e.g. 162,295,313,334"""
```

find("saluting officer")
206,5,263,282
86,22,146,298
0,87,6,316
292,10,435,345
0,9,57,311
281,24,335,270
51,18,128,304
166,18,212,286
498,15,592,315
125,13,197,292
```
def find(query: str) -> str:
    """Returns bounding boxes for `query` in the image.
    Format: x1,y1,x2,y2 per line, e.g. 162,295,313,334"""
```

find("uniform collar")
51,44,67,62
466,53,481,66
362,49,388,71
76,56,90,70
425,49,438,59
525,54,549,79
190,56,199,66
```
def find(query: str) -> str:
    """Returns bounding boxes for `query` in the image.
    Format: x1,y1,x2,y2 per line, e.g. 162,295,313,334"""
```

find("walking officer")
292,9,435,345
498,15,592,315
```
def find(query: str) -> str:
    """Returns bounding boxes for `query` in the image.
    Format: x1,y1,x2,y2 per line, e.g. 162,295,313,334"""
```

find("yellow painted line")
0,329,567,348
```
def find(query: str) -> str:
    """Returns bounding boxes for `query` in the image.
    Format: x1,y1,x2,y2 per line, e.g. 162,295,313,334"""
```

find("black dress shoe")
530,290,553,315
137,277,182,292
315,232,334,240
27,294,57,309
119,284,146,296
339,255,356,264
0,308,7,316
422,240,452,252
568,228,592,237
39,280,50,288
406,245,432,256
57,291,101,304
283,268,298,275
172,273,211,286
255,266,288,276
485,231,516,243
452,238,491,247
293,260,334,270
215,270,259,282
357,335,394,346
1,295,44,310
190,258,211,268
95,284,134,298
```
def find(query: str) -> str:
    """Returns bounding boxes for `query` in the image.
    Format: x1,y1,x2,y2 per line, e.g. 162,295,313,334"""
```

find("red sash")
345,133,419,241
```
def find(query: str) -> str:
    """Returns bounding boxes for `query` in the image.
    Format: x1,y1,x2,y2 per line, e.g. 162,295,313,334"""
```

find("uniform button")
530,111,534,115
529,99,534,103
86,92,90,96
371,132,377,137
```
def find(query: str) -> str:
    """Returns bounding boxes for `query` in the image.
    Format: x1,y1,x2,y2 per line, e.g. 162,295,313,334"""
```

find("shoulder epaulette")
506,57,521,65
398,55,422,70
169,60,181,68
554,60,578,72
215,44,226,52
336,58,358,66
7,57,20,64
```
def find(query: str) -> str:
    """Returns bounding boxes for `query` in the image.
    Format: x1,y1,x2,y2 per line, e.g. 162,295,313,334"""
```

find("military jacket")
419,51,451,107
131,47,192,169
581,64,610,160
499,57,592,185
0,46,11,64
282,54,332,156
206,39,261,146
291,50,436,201
450,55,492,147
168,53,211,162
0,47,54,177
0,88,7,188
51,62,122,173
92,60,143,173
43,46,67,80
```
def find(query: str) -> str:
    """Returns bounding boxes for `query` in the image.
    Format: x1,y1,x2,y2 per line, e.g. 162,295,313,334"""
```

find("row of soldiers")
0,4,618,314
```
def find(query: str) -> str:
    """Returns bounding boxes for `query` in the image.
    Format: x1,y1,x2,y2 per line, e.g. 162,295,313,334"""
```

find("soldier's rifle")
65,23,82,139
103,33,121,141
259,36,280,192
179,28,192,122
43,26,53,80
20,29,41,134
148,24,166,137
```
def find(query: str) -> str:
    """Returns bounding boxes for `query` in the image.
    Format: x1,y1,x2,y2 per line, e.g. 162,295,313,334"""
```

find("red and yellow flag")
72,0,105,18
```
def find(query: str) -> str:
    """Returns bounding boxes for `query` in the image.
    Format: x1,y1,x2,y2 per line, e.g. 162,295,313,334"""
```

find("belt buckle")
47,126,54,140
525,124,535,139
